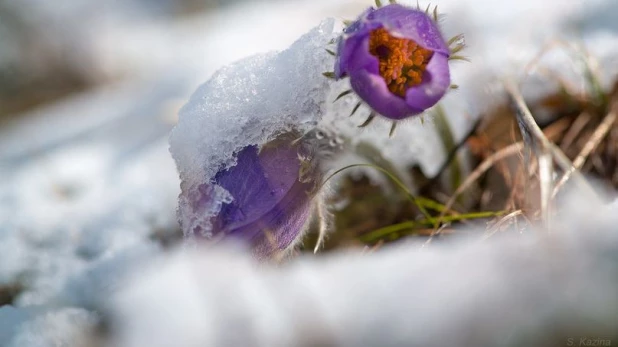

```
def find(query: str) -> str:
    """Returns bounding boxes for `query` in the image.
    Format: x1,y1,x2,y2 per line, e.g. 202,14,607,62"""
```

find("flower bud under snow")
186,132,330,260
212,135,320,258
170,20,341,259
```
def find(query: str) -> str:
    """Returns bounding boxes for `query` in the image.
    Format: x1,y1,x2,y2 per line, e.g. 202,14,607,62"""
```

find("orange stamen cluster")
369,28,433,97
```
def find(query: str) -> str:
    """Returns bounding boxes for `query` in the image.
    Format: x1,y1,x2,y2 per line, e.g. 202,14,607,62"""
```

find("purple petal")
335,11,381,78
405,52,451,111
368,4,449,55
221,181,313,258
211,143,314,258
337,30,378,78
350,69,423,119
343,7,375,35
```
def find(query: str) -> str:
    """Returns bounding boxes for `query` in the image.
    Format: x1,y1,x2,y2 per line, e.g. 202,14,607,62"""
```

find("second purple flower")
335,3,460,121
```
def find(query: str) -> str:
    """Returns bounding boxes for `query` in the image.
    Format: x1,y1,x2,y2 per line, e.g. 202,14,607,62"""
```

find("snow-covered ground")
1,0,618,345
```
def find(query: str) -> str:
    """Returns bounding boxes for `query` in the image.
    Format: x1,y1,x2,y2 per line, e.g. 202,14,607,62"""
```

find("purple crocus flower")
335,4,453,120
190,135,320,259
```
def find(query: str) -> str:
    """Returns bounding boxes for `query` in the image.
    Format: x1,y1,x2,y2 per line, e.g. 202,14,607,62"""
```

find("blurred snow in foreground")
1,0,618,345
1,191,617,347
109,201,618,347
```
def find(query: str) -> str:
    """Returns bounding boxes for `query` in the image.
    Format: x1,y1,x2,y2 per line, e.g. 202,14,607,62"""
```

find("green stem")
319,163,436,224
433,104,462,194
360,210,505,243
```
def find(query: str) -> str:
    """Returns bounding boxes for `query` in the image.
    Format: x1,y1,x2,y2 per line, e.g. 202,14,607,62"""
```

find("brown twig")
505,163,525,211
553,103,617,197
482,210,524,240
425,142,525,244
560,112,592,151
505,81,602,230
505,80,555,230
542,115,573,141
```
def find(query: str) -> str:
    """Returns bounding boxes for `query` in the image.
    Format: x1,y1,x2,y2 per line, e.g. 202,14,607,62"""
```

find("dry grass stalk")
553,103,618,197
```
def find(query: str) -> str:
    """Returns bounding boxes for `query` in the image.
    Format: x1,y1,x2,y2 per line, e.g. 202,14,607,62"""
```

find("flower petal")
222,181,313,258
368,4,449,55
335,14,381,78
404,52,451,111
350,69,423,119
214,146,285,231
212,143,314,255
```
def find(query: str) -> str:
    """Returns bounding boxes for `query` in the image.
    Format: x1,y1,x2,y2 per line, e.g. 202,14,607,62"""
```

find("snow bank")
107,196,618,347
0,78,181,305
